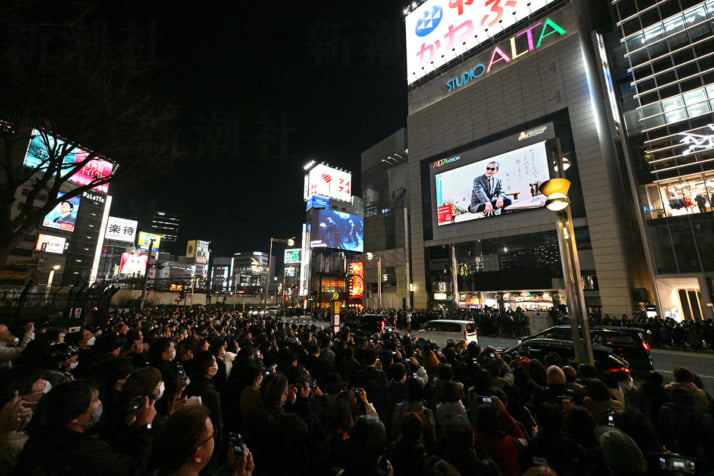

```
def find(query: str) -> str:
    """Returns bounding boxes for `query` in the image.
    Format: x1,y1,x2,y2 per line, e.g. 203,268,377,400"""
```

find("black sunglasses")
486,167,496,171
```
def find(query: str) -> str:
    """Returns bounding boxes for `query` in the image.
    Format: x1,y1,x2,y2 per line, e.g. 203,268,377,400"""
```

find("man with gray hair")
468,161,511,216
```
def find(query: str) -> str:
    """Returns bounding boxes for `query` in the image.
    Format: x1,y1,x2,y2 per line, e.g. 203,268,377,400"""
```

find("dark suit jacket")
469,174,507,212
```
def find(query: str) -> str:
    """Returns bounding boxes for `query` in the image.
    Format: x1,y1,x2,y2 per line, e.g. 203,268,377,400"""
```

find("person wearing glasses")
468,161,511,216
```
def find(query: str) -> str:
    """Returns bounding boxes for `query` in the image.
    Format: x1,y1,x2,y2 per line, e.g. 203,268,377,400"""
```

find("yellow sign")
332,292,339,301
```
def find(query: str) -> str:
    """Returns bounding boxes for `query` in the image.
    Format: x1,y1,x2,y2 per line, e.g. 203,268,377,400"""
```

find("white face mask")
87,336,96,346
157,381,165,400
68,361,79,371
42,380,53,394
168,351,176,362
208,365,218,377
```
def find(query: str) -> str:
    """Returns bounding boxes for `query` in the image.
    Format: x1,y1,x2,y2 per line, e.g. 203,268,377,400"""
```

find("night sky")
110,1,408,256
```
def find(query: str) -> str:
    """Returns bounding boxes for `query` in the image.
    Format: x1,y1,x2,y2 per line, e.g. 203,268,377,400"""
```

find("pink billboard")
120,253,149,276
71,151,113,193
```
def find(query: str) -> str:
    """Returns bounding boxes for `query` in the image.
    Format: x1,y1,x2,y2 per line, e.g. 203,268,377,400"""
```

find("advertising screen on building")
434,140,550,226
105,217,138,243
306,195,330,210
35,234,67,254
23,129,114,193
195,240,209,264
303,164,352,202
348,261,364,299
310,209,363,252
120,252,148,275
137,232,161,251
405,0,558,84
42,193,80,232
284,249,301,263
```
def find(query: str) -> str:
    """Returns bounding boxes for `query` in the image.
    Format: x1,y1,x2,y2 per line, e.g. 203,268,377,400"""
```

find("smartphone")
228,432,244,460
479,396,492,403
607,410,615,427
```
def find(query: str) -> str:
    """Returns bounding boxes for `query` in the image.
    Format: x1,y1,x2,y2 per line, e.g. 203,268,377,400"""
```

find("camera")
172,361,190,385
607,410,615,427
658,454,696,474
228,432,244,460
127,399,143,415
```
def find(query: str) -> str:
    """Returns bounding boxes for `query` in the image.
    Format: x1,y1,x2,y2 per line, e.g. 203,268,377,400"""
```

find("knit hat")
598,428,647,474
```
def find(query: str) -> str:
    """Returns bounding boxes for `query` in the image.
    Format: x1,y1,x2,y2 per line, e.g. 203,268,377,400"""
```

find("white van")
417,320,479,348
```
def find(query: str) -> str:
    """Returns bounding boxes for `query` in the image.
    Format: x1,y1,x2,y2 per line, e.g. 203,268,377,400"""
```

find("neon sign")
679,124,714,155
446,18,567,92
433,156,460,168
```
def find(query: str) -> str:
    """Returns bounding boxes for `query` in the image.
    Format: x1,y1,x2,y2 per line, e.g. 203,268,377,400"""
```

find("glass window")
664,14,685,34
687,102,710,117
640,102,663,118
684,5,707,26
683,88,707,105
706,85,714,99
661,96,684,112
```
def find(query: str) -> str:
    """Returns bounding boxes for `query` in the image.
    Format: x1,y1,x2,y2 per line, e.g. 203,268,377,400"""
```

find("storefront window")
642,172,714,220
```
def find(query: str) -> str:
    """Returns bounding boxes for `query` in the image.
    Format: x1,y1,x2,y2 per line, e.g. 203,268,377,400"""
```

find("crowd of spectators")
0,308,713,475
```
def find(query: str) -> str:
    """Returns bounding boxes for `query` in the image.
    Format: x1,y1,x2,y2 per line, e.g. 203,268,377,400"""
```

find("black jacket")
185,377,223,437
15,426,152,476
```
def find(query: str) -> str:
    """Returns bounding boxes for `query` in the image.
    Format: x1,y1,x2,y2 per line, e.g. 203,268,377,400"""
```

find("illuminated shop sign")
446,19,567,92
433,156,460,168
406,0,559,84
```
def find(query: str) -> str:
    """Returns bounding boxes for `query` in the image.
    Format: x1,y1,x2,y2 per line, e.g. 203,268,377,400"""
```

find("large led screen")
434,141,550,226
23,129,114,193
120,253,148,275
42,193,80,232
137,232,161,251
310,210,363,252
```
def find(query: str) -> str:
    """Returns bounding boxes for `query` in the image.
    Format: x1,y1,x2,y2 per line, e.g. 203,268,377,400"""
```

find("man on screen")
52,200,76,226
468,161,511,216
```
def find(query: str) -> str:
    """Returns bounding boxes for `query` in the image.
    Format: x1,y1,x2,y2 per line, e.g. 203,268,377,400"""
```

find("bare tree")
0,0,183,269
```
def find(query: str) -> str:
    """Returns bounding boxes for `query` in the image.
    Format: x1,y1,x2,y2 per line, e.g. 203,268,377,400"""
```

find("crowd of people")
1,308,713,475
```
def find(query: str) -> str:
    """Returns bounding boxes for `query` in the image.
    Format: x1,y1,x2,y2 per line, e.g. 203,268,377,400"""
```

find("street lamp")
539,147,594,365
366,252,382,310
263,236,295,317
45,264,61,298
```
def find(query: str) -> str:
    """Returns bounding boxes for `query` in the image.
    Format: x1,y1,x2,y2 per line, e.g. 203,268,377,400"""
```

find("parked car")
517,325,654,374
417,319,478,348
502,338,632,374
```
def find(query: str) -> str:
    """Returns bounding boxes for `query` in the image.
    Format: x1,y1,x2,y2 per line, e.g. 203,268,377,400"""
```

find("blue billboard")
306,194,330,211
310,209,363,252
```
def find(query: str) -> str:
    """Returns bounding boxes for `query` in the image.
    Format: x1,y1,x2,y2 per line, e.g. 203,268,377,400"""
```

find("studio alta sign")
446,18,567,92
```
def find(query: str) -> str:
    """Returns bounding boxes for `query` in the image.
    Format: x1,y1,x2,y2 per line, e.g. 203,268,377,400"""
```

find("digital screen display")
42,193,80,232
23,129,113,193
433,140,551,226
310,209,363,252
349,261,364,298
120,253,148,275
138,232,161,251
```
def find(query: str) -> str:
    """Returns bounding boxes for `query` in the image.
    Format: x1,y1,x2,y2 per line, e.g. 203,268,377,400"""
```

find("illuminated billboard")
23,129,114,193
35,234,67,254
120,252,148,275
196,240,209,264
306,195,330,210
310,209,363,252
434,140,550,226
405,0,559,84
303,164,352,202
284,249,301,263
348,261,364,299
137,232,161,251
105,217,138,243
42,193,80,232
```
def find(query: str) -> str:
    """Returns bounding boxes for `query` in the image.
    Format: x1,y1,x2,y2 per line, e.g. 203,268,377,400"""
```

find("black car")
341,314,394,333
517,325,654,374
502,338,632,374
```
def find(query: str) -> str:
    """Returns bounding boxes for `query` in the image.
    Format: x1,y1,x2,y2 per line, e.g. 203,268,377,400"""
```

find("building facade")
608,0,714,320
404,0,649,315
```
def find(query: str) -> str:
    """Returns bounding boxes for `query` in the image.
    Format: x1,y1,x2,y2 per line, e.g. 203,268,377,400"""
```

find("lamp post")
139,239,155,311
263,236,295,317
539,148,594,365
366,252,382,310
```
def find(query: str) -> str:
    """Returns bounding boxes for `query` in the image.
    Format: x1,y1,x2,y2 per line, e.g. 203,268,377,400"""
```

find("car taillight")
641,341,650,352
608,367,630,374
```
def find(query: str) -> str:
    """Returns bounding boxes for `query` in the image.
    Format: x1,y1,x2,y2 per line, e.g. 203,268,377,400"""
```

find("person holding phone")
474,396,527,476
